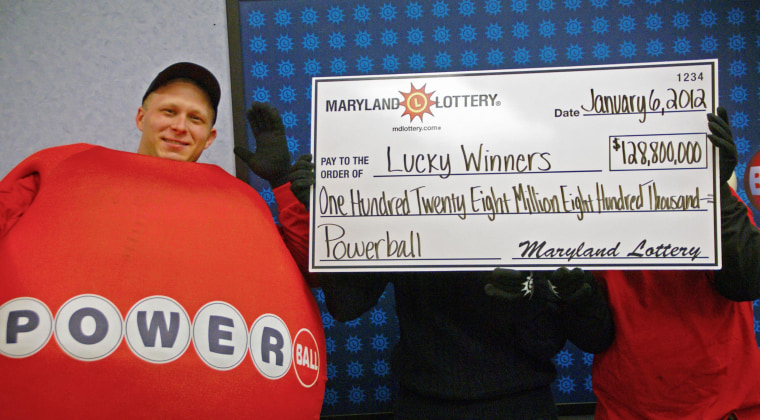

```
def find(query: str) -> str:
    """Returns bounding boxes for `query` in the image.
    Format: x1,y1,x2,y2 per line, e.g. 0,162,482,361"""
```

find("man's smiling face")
136,79,217,162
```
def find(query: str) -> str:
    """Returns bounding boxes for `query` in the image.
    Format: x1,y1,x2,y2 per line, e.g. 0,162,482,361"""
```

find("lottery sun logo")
399,84,436,122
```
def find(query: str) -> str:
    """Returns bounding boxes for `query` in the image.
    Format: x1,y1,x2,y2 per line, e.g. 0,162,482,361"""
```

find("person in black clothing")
320,267,614,419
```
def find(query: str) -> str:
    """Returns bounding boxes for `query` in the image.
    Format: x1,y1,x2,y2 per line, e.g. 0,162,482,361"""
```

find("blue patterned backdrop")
229,0,760,415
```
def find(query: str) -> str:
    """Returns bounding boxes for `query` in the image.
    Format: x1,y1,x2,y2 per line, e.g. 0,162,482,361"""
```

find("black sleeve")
714,184,760,301
319,272,391,322
560,277,615,354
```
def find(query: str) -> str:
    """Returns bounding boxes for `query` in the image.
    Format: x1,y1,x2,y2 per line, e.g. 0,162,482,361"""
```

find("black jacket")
321,269,613,416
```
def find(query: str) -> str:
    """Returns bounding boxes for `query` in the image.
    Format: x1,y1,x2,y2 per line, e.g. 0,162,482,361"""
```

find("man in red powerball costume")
0,62,325,419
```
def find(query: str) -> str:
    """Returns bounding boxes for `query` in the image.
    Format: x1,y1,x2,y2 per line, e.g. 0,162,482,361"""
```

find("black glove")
707,106,737,186
485,267,595,305
547,267,593,304
484,269,559,302
290,154,314,209
484,269,534,301
234,102,290,188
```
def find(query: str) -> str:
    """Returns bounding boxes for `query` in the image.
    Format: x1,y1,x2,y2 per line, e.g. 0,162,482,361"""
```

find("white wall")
0,0,236,178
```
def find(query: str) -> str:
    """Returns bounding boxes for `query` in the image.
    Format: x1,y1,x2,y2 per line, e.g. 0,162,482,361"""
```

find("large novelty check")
309,60,720,272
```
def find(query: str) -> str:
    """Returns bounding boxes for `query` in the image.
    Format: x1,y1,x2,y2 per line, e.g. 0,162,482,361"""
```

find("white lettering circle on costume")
293,328,320,388
250,313,292,380
54,295,123,361
125,296,191,364
192,301,248,371
0,297,53,358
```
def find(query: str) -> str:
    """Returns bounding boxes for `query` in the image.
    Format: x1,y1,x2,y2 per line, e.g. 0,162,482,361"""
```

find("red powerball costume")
0,144,326,419
592,186,760,420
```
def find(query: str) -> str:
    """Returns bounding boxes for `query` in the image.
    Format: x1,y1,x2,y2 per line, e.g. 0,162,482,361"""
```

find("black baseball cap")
142,62,221,124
